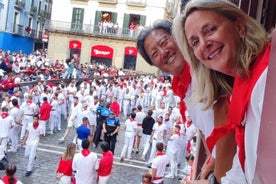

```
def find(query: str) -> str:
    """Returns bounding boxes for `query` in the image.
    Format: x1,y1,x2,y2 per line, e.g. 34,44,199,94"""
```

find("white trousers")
10,125,21,151
0,137,8,152
20,116,33,139
58,175,71,184
120,134,134,159
98,175,110,184
142,134,151,157
24,144,38,171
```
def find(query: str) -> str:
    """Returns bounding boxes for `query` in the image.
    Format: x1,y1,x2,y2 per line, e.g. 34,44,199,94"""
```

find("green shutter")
71,8,84,30
94,11,102,33
140,15,146,26
123,13,130,35
111,12,117,24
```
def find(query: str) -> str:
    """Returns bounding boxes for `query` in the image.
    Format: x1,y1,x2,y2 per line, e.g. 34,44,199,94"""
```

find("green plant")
16,0,25,7
31,6,37,13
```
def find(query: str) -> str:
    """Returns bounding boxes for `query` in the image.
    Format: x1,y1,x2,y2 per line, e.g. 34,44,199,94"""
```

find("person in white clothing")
120,112,137,161
165,125,181,178
148,116,167,164
134,105,146,153
9,99,24,153
21,114,44,177
72,139,99,184
20,95,38,140
0,107,14,152
151,143,169,184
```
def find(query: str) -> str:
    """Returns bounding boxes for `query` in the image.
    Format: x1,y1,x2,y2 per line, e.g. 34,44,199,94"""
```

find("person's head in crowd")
147,109,153,116
110,111,116,118
141,173,152,184
156,142,164,152
81,139,90,149
43,96,48,102
63,143,76,160
156,116,163,125
130,112,136,119
11,99,18,107
82,117,89,125
137,105,142,111
100,141,110,153
5,164,18,183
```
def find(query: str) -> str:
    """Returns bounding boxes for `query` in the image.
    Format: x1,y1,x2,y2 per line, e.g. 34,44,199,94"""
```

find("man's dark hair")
137,105,142,111
156,142,164,152
11,99,18,106
81,139,90,149
43,96,47,101
147,109,153,116
130,112,136,119
100,142,109,152
137,20,172,65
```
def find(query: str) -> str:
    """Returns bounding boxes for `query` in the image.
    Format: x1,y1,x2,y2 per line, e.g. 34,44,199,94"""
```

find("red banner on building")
69,40,82,50
91,45,113,59
124,47,137,56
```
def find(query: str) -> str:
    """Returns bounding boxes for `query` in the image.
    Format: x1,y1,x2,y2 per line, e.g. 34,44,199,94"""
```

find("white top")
125,119,137,137
0,180,23,184
26,123,43,146
167,134,181,154
72,152,99,184
10,107,24,127
21,101,37,115
135,111,146,124
221,68,267,184
152,123,167,142
151,154,169,183
0,115,14,138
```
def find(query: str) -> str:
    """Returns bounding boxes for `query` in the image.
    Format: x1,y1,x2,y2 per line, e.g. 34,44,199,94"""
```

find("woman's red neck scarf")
26,100,32,105
33,122,39,129
206,42,271,171
81,149,91,157
172,63,191,122
1,175,17,184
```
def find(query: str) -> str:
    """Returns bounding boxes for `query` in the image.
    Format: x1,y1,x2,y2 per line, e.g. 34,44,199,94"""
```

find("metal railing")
45,20,139,40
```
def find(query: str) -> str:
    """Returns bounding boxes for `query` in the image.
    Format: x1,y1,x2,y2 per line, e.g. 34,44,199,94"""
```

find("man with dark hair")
98,142,113,184
151,142,168,184
72,139,99,183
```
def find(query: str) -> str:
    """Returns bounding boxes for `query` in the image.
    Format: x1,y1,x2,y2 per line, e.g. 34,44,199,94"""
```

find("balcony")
98,0,117,4
38,11,46,22
126,0,146,7
30,6,37,15
45,20,139,40
14,0,25,10
13,24,24,35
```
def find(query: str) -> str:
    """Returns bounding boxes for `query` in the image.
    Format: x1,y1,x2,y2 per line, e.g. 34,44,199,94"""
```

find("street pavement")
0,119,186,184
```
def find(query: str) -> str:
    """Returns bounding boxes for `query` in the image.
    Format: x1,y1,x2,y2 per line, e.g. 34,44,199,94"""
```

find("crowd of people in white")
0,49,199,182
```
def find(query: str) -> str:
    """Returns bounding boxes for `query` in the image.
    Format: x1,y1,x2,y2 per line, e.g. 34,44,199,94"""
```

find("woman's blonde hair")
173,0,270,109
62,143,76,160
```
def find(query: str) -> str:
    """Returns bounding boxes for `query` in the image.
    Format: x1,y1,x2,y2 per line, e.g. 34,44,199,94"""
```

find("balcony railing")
30,6,37,15
13,24,24,35
46,20,139,40
98,0,117,4
15,0,25,9
126,0,146,6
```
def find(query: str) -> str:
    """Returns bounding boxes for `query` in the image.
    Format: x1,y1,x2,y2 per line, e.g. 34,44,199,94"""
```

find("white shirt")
167,134,180,154
72,152,99,184
221,68,267,184
151,154,169,183
152,123,167,142
0,114,14,138
124,119,137,137
135,111,146,125
26,123,43,146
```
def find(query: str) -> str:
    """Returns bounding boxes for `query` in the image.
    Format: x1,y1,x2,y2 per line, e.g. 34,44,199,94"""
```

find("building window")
94,11,118,34
71,8,84,31
123,13,146,37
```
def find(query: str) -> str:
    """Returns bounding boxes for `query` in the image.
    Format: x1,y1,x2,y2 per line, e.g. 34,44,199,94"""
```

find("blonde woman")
173,0,271,183
56,143,76,184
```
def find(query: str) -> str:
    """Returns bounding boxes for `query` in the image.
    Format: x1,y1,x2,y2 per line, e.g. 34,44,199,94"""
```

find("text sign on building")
91,45,113,59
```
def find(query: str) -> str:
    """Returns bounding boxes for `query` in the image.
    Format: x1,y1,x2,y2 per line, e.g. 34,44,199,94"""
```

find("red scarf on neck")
74,102,78,107
14,105,20,109
156,152,164,156
1,112,9,119
206,42,271,171
172,63,191,122
33,122,39,129
26,100,32,105
81,149,91,157
1,175,17,184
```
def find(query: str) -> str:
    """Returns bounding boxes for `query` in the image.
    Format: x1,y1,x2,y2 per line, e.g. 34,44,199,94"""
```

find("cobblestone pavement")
0,119,186,184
